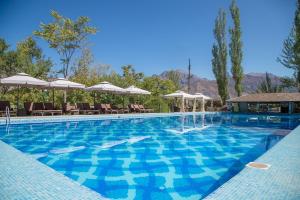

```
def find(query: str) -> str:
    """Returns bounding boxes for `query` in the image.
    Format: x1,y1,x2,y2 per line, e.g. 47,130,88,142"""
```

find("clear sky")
0,0,296,79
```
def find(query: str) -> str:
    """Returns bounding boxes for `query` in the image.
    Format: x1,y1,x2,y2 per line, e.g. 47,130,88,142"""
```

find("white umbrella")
0,73,48,87
86,81,125,105
86,81,125,93
48,78,85,104
124,85,151,95
0,73,49,114
164,90,195,112
49,78,85,89
124,85,151,106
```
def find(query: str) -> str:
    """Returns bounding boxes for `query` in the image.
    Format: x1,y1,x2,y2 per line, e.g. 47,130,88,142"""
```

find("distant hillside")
159,70,289,98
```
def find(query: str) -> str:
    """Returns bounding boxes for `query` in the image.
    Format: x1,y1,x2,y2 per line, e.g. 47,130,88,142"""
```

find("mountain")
159,70,286,98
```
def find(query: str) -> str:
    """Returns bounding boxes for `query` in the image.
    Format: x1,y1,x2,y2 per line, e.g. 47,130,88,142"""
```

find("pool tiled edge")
205,125,300,200
0,140,106,200
0,112,217,125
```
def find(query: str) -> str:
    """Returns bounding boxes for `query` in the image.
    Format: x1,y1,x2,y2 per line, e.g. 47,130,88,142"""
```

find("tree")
229,0,243,96
257,73,283,93
277,0,300,91
165,70,181,89
121,65,144,86
34,10,97,78
16,37,52,79
142,76,177,112
212,9,229,105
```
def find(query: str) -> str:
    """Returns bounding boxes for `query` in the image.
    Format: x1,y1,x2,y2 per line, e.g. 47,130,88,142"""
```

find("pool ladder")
5,106,11,125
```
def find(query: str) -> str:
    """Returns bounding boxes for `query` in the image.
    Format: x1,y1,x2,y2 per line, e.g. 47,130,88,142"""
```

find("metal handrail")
5,106,11,125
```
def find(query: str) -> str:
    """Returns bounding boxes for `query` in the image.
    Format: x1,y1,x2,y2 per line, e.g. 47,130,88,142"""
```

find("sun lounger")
32,103,46,116
62,103,79,115
24,102,33,115
77,103,100,114
43,103,62,115
133,104,144,113
106,104,118,114
98,104,111,114
0,101,16,116
112,105,129,114
138,105,154,113
128,104,136,113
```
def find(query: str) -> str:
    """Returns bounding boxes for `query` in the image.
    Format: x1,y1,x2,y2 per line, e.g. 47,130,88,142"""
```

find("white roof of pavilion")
193,93,212,100
164,90,195,99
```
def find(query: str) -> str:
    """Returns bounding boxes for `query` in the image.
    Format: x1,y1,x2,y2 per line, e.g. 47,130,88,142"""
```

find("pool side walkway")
0,140,106,200
205,125,300,200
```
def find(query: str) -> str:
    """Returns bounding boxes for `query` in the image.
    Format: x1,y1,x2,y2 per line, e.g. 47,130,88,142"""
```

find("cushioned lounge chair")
0,101,16,117
133,104,144,113
128,104,136,113
106,104,118,114
112,105,129,114
62,103,79,115
77,103,100,114
138,105,154,113
32,102,46,116
43,103,62,115
98,104,111,114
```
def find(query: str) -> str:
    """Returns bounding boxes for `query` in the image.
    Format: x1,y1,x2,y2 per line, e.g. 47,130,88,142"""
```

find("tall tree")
229,0,243,96
277,0,300,91
212,9,229,105
34,10,97,78
257,73,283,93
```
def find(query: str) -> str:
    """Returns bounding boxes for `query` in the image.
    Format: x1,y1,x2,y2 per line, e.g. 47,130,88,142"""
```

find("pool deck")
205,125,300,200
0,113,300,199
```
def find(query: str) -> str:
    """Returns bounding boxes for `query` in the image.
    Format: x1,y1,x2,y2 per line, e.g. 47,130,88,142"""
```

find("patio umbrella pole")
17,85,20,116
122,95,125,109
93,92,96,105
52,88,55,107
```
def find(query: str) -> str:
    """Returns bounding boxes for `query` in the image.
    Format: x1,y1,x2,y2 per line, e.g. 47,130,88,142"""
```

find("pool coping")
204,125,300,200
0,112,218,125
0,140,107,200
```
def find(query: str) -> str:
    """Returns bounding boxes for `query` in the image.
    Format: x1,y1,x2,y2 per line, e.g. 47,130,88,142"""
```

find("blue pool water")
0,113,300,199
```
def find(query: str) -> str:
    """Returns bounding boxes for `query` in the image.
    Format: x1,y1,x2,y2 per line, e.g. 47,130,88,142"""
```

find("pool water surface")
0,113,299,199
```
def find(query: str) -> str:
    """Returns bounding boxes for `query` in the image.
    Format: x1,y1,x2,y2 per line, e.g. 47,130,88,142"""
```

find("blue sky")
0,0,296,79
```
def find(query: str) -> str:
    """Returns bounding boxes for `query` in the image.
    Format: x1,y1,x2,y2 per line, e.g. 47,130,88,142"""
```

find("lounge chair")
98,104,111,114
62,103,79,115
106,104,118,114
133,104,144,113
32,102,46,116
128,104,136,113
0,101,16,117
112,105,129,114
24,102,33,115
43,103,62,115
77,103,100,114
139,105,154,113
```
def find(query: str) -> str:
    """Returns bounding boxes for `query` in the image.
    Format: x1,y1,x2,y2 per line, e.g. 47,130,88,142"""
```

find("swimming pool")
0,113,299,199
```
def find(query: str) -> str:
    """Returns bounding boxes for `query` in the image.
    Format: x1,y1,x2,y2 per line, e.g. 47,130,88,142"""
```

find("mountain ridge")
159,70,286,98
